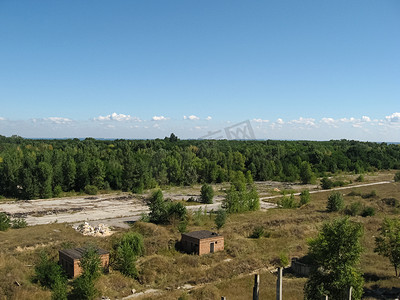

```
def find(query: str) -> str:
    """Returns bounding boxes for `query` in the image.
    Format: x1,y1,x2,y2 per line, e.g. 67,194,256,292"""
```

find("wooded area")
1,135,399,200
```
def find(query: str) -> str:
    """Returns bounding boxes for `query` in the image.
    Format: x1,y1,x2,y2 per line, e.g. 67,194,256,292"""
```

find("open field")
0,171,399,299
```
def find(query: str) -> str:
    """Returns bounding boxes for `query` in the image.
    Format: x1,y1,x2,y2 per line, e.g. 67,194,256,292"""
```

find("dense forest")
0,134,399,200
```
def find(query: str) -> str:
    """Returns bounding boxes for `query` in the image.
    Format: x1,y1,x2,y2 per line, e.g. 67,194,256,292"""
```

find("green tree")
375,218,400,276
70,246,102,300
327,191,344,212
37,161,53,198
0,212,11,231
34,252,66,289
147,189,168,224
304,218,364,300
200,183,214,204
214,209,227,229
112,232,144,278
51,277,68,300
299,161,315,184
300,190,311,206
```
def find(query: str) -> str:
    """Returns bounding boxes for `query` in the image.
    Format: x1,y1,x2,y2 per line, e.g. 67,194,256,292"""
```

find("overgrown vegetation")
0,212,10,231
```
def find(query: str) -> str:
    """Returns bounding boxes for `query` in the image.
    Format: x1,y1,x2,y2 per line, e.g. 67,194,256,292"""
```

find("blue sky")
1,1,399,141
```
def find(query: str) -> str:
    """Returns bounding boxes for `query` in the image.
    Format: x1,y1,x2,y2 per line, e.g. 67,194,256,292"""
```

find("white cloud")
0,117,5,121
289,117,316,127
206,116,212,121
361,116,371,122
252,118,269,123
276,118,284,124
321,117,336,124
352,124,362,128
152,116,169,121
95,112,139,122
183,115,200,120
43,117,73,124
385,112,400,123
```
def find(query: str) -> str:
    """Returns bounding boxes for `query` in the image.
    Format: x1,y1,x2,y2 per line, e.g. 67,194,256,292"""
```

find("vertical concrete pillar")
253,274,260,300
221,297,226,300
276,267,282,300
322,296,328,300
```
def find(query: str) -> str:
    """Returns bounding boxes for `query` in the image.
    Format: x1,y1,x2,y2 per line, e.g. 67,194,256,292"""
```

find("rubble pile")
75,222,112,237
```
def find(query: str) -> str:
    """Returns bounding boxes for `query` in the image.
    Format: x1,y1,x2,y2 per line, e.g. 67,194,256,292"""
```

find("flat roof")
182,230,221,240
59,247,109,260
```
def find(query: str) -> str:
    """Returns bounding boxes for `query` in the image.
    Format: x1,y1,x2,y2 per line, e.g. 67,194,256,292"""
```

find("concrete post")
348,286,353,300
221,297,226,300
253,274,260,300
322,295,328,300
276,267,282,300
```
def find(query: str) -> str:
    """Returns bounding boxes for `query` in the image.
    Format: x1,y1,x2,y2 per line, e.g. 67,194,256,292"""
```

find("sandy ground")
0,176,391,228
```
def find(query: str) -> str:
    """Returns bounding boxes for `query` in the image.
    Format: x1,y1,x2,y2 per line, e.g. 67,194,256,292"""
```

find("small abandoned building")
59,247,109,278
181,230,224,255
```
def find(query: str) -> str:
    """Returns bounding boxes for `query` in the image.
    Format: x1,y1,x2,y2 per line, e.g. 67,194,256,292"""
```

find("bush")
84,185,98,195
178,220,188,233
279,193,297,209
34,252,66,289
345,201,363,216
321,177,333,189
11,218,27,229
394,171,400,182
382,198,400,208
214,209,227,229
327,191,344,212
361,190,377,199
300,190,311,206
51,277,68,300
355,174,365,182
361,206,375,217
71,273,98,300
250,226,265,239
0,212,11,231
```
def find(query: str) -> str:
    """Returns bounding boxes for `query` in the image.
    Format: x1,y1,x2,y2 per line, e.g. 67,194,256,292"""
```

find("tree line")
1,134,400,199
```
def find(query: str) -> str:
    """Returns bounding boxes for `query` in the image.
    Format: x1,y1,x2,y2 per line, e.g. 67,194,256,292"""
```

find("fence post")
348,286,353,300
221,297,226,300
253,274,260,300
322,295,328,300
276,267,282,300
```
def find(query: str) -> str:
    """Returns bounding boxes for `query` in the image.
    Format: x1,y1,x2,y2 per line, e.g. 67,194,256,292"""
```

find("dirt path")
259,180,393,201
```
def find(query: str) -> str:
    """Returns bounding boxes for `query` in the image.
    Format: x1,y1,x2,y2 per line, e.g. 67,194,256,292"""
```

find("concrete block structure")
59,247,109,278
181,230,224,255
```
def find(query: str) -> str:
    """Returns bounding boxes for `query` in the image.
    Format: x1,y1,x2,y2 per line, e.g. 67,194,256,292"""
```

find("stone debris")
75,222,112,237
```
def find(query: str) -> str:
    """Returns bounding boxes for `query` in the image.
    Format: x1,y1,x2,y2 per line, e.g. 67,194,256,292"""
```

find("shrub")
362,190,377,199
321,177,333,189
300,190,311,206
361,206,375,217
279,193,297,209
327,191,344,212
250,226,265,239
51,277,68,300
178,220,188,233
84,185,98,195
345,201,363,216
355,174,365,182
394,171,400,182
11,218,27,229
0,212,11,231
382,198,400,208
214,209,227,229
71,273,98,300
348,190,362,197
34,252,66,289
